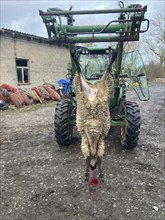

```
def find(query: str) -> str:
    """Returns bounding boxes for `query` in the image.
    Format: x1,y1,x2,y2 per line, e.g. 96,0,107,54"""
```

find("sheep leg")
85,156,91,182
97,157,104,183
80,134,90,181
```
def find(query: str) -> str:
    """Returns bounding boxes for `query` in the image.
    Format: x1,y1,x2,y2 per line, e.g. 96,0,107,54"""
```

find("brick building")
0,28,70,87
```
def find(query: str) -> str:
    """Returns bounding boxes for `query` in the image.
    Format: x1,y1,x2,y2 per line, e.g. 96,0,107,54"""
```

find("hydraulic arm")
39,4,149,43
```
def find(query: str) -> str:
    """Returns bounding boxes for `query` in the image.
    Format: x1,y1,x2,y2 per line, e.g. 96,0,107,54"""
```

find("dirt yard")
0,83,164,220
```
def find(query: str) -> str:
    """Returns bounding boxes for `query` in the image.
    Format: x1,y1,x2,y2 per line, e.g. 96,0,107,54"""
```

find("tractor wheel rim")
120,127,125,139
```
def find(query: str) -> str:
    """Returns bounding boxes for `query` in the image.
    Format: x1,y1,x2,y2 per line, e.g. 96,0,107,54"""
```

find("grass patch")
0,101,57,115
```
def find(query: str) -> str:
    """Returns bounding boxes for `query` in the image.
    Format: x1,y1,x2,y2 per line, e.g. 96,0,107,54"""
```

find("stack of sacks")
0,84,32,107
31,85,61,103
0,84,62,108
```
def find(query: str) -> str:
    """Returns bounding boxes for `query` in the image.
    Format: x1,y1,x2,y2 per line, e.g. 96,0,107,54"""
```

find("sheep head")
84,119,103,156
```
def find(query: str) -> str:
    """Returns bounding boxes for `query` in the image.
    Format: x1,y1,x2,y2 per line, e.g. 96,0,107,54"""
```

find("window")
16,59,29,84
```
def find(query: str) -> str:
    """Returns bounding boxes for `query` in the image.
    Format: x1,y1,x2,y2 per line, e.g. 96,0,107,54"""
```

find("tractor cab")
77,46,150,101
77,47,112,81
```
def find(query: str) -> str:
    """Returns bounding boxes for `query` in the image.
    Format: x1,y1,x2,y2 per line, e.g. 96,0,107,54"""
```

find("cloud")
8,20,23,30
1,0,164,38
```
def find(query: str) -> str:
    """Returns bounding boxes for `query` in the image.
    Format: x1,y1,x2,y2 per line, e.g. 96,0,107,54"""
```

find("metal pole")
65,24,127,34
39,6,147,16
49,35,139,43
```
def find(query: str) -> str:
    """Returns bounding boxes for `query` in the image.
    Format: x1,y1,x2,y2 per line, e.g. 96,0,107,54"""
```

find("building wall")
0,35,70,87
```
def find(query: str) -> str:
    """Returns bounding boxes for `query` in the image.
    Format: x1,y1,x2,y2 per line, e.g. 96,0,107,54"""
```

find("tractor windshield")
122,50,150,101
80,54,109,80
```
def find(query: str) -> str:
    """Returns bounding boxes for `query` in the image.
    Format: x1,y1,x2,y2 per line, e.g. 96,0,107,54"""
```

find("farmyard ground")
1,83,164,220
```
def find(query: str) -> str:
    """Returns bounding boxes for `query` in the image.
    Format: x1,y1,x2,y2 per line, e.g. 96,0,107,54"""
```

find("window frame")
16,58,30,85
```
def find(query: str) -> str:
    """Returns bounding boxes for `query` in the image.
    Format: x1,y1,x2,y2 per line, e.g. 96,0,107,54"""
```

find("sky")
0,0,164,39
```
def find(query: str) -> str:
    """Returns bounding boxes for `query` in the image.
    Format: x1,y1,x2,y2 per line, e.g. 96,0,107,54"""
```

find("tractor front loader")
40,2,150,149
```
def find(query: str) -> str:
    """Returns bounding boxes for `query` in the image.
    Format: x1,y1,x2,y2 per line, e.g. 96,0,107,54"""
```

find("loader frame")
40,2,149,146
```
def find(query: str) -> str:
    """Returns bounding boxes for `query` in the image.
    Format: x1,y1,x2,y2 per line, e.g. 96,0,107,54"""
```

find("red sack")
54,91,62,101
9,92,23,108
31,86,43,97
1,84,17,93
43,85,61,101
18,90,31,105
0,92,5,101
15,90,25,105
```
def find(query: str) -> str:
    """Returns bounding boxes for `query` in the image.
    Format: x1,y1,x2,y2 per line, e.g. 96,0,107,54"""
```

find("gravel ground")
0,83,164,220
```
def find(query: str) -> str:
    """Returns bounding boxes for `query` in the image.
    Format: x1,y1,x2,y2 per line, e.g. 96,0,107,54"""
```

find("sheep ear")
80,75,98,101
111,51,118,65
107,51,118,72
71,52,81,73
80,75,91,96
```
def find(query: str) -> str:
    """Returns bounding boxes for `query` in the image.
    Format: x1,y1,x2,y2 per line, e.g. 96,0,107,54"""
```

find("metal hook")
69,5,73,11
118,1,124,8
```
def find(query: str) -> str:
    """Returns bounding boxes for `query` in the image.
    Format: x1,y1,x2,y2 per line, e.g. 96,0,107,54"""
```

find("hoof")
84,172,89,182
99,173,104,183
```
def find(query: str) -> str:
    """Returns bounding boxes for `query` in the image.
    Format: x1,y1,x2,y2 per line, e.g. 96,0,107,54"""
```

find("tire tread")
121,101,141,148
54,101,73,145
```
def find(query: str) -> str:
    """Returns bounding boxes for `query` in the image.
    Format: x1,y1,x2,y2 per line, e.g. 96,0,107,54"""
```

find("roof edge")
0,28,68,47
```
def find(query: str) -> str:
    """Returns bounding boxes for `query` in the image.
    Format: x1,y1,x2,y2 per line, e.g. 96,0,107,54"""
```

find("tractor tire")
0,100,9,110
54,101,73,146
120,101,140,148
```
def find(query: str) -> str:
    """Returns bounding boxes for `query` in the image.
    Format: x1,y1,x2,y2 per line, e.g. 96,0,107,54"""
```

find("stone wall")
0,35,70,88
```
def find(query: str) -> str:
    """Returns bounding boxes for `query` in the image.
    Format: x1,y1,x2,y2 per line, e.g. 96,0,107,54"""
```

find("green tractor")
40,2,150,149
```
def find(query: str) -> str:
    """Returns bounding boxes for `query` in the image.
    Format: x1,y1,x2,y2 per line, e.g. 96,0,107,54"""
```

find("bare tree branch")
143,11,165,66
